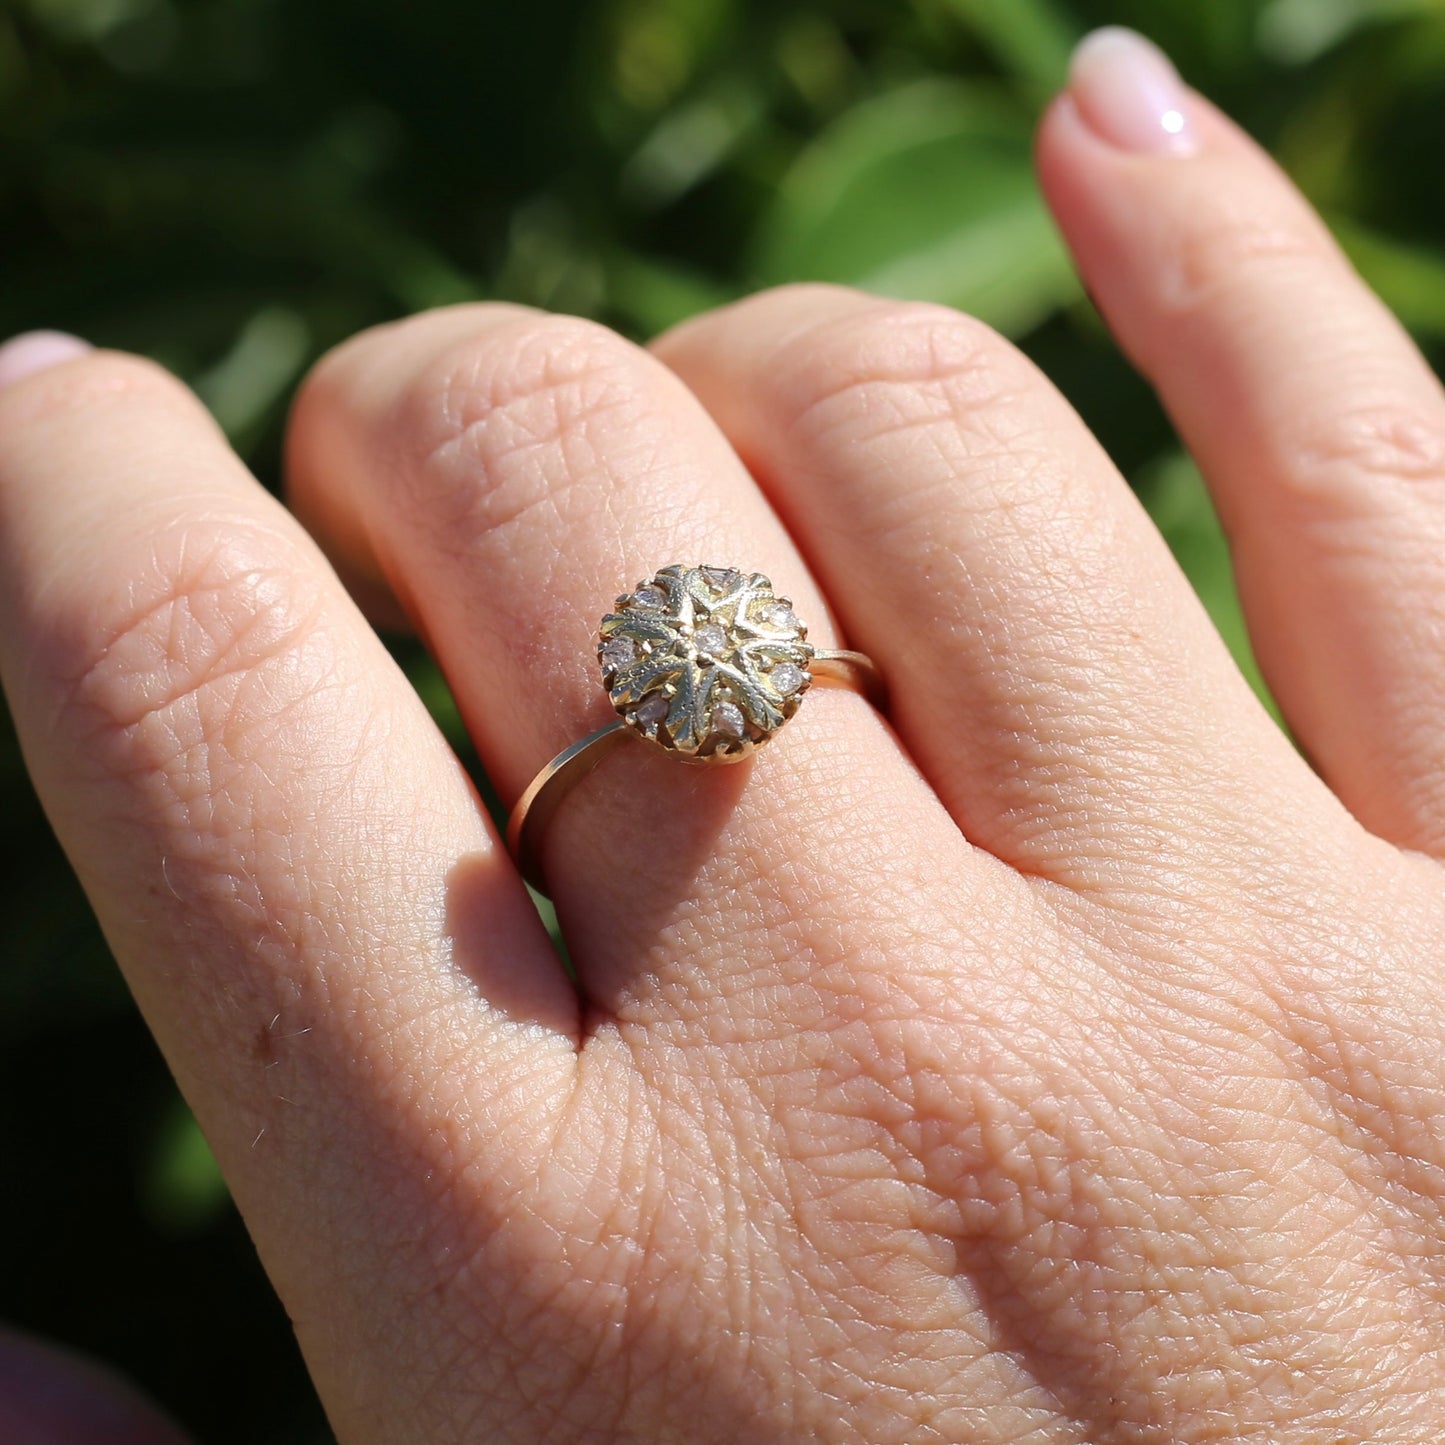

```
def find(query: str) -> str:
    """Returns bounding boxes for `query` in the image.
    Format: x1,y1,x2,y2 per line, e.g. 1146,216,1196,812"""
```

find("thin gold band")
506,649,882,893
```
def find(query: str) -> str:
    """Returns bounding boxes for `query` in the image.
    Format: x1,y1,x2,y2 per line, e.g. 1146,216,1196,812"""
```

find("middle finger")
656,285,1348,898
286,304,991,1019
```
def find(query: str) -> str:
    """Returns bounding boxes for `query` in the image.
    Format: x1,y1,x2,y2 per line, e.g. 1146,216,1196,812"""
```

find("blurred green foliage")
4,0,1445,1439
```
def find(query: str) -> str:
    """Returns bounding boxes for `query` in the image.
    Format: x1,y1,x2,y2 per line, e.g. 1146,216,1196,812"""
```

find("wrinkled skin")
4,36,1445,1445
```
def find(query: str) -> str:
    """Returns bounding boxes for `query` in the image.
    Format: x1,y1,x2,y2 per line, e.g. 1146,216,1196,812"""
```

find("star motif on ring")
597,565,813,761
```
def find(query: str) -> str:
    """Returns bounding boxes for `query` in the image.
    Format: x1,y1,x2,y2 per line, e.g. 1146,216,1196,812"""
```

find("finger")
287,304,987,1014
0,344,577,1436
653,285,1335,893
1038,28,1445,855
0,1326,193,1445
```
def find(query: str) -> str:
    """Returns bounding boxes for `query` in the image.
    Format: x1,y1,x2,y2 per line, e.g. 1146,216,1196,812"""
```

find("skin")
4,53,1445,1445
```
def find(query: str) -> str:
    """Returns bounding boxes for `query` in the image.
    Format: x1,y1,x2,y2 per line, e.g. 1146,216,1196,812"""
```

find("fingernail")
1068,27,1198,156
0,330,92,391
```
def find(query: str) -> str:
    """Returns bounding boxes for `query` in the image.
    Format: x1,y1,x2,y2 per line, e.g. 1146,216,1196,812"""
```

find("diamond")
633,692,670,731
770,662,804,696
763,601,798,630
711,701,746,739
600,636,636,671
693,623,728,658
633,584,665,609
700,566,738,590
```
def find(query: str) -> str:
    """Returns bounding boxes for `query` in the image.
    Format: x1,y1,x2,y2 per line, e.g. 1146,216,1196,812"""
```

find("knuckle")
775,299,1035,454
393,314,663,537
0,350,204,437
66,518,337,776
1287,401,1445,504
1155,208,1324,319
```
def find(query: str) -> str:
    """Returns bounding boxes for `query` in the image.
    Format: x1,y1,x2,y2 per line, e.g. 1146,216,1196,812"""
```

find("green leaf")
621,75,766,209
142,1093,230,1235
754,80,1080,338
607,251,735,336
193,306,310,445
1258,0,1436,65
1331,213,1445,338
932,0,1079,94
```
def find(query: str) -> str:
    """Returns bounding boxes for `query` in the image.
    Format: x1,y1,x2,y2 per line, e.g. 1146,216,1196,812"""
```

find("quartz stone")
770,662,804,696
633,692,670,730
711,701,746,739
693,623,728,657
633,585,665,609
600,636,636,671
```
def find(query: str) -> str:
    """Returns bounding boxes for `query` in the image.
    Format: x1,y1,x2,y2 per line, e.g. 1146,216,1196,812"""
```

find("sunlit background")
4,0,1445,1438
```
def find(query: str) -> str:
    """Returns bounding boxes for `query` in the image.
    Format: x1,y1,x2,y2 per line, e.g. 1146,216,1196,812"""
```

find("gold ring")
506,564,884,892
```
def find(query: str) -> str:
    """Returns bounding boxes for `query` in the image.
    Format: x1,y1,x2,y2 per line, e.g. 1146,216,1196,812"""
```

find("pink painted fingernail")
0,330,92,391
1068,27,1198,156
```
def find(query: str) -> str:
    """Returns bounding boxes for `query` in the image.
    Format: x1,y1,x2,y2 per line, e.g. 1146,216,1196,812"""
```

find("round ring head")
598,565,814,762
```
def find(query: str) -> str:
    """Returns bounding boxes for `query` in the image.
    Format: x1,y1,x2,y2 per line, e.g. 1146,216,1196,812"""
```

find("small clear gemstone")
633,585,665,608
600,636,636,671
763,601,798,630
693,623,728,657
711,701,746,739
700,566,738,589
770,662,805,696
633,692,670,730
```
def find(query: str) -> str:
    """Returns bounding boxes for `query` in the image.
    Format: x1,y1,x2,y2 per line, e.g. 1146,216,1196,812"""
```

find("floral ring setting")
506,563,884,893
601,564,814,762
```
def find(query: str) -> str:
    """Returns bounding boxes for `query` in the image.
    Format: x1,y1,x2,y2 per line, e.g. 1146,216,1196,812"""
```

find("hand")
5,28,1445,1443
